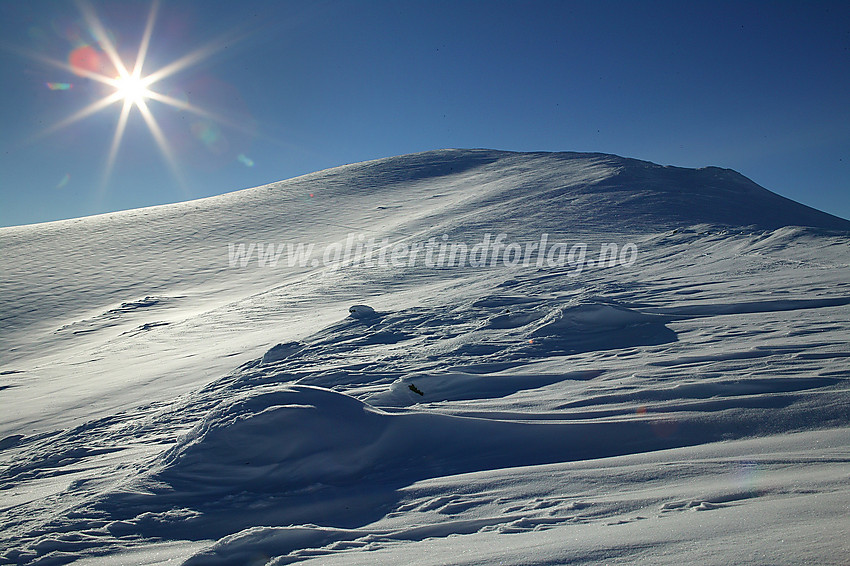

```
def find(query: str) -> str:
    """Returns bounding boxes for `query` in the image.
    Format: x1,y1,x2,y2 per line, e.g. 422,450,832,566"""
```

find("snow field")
2,150,849,565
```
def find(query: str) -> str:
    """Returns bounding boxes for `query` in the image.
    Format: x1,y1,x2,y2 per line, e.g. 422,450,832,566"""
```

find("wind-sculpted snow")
367,369,604,407
4,279,846,563
1,150,850,565
145,384,670,495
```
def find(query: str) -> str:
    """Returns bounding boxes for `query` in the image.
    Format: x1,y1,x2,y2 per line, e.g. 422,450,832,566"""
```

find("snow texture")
1,149,849,565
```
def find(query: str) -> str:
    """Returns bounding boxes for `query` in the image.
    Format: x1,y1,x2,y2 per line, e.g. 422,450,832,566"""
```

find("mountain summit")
327,149,849,231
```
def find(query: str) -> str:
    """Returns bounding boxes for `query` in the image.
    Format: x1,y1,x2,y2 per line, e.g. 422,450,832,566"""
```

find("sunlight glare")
113,73,151,106
22,0,249,195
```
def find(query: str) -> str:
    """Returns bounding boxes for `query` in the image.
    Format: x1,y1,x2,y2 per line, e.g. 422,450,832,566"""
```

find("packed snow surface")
1,150,849,565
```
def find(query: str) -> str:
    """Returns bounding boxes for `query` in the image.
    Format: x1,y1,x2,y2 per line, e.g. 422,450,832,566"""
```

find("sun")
112,73,152,107
27,0,247,192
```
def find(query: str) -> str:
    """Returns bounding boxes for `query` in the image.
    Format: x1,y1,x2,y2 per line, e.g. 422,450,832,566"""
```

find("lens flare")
68,44,101,75
19,0,252,195
56,173,71,189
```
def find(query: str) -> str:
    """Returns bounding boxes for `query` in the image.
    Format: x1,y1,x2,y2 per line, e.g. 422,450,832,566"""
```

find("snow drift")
1,149,849,566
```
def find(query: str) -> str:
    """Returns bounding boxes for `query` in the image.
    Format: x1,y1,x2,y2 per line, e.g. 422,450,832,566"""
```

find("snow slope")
1,149,849,565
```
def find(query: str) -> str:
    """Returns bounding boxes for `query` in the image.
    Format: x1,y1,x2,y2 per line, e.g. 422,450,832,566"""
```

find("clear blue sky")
1,0,848,227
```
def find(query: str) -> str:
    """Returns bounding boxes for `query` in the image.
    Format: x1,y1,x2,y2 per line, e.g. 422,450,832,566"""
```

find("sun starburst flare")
113,74,152,106
21,0,252,194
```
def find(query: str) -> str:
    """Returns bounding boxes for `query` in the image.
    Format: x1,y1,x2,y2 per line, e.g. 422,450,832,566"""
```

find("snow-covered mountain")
1,150,849,565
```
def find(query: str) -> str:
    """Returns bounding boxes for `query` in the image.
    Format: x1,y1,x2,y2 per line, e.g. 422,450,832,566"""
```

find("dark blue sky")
1,0,848,227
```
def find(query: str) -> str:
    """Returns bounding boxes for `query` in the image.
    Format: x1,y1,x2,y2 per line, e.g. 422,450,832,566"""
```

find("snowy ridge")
1,150,849,565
